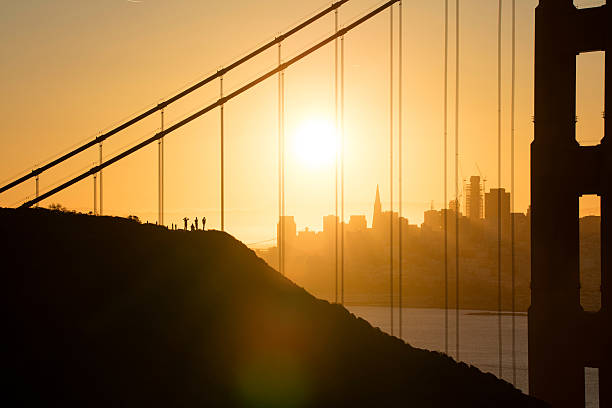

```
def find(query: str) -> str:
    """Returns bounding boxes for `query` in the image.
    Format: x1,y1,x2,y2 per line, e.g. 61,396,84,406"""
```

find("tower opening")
576,51,605,146
579,194,601,312
584,367,600,408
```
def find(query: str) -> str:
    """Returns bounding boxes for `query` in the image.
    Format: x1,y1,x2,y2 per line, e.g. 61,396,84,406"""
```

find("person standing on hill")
194,217,199,230
202,216,206,230
183,217,189,230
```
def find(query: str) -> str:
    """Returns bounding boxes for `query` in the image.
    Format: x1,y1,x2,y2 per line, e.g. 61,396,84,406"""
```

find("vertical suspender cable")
99,142,103,216
497,0,503,378
398,0,403,339
93,171,97,215
281,51,286,276
389,3,394,336
220,76,225,231
278,42,284,275
455,0,460,361
159,110,164,226
35,175,39,208
443,0,449,355
341,33,345,305
277,43,282,275
511,0,517,386
335,9,339,303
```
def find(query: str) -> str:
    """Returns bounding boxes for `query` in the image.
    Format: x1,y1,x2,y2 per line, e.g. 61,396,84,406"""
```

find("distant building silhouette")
348,215,367,233
485,188,511,238
449,198,461,216
323,214,339,237
466,176,483,220
423,208,442,232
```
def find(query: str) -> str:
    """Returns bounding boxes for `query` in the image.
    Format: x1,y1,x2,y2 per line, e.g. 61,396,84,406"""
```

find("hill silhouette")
2,208,546,407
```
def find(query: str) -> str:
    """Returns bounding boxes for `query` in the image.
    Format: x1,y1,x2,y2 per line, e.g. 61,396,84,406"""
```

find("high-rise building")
423,209,442,231
449,198,461,215
465,175,483,220
348,215,367,233
323,215,338,237
485,188,510,232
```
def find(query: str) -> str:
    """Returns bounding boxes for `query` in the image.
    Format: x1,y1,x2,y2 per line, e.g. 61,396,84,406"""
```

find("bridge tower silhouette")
530,0,610,406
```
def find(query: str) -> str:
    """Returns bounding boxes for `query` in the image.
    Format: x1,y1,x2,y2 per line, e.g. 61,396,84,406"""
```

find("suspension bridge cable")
511,0,517,386
398,0,403,339
99,142,104,216
35,176,39,207
0,0,350,197
341,33,346,306
19,0,401,209
282,59,286,276
159,110,164,226
93,171,97,215
335,8,339,303
221,76,225,232
497,0,503,378
455,0,460,361
278,43,283,276
247,238,277,246
443,0,449,356
389,3,395,336
278,42,286,276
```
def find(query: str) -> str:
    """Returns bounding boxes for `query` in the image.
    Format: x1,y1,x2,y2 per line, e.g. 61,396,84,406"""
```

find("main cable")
0,0,351,196
19,0,401,209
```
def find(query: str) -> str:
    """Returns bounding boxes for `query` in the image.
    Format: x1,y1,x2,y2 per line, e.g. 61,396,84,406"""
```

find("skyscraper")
466,175,483,220
485,188,510,236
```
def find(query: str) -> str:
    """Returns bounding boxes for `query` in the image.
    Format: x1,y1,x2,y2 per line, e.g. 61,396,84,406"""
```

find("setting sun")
291,118,337,168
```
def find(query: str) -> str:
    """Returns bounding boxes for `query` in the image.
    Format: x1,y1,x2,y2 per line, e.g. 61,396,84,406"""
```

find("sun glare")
292,118,337,168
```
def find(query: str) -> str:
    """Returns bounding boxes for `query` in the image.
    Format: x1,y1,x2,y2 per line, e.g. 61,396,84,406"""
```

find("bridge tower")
530,1,610,406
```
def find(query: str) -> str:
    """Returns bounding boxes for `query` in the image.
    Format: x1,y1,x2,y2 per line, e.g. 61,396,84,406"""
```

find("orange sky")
0,0,605,243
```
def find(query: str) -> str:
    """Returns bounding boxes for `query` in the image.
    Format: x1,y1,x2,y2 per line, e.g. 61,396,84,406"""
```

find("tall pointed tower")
373,185,382,230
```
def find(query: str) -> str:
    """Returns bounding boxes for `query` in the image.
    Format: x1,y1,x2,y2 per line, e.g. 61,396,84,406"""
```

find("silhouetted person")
183,217,189,230
195,217,199,230
202,216,206,230
190,223,195,231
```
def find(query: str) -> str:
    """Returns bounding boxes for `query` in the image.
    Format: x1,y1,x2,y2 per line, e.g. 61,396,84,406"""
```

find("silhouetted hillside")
2,208,546,407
